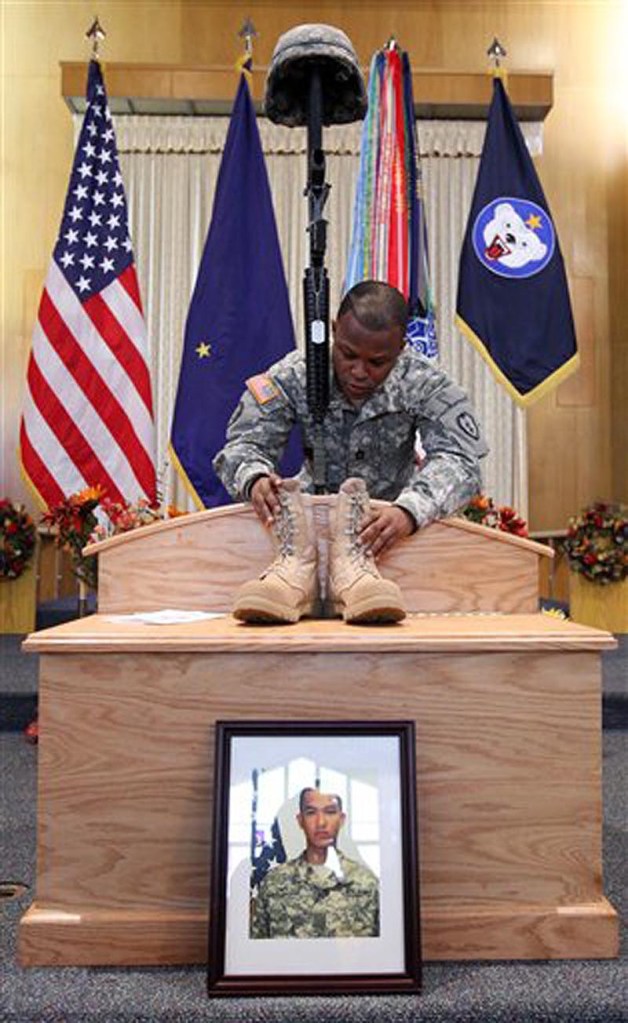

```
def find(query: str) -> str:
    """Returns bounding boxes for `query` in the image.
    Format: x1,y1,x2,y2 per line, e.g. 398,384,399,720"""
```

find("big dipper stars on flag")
20,60,157,507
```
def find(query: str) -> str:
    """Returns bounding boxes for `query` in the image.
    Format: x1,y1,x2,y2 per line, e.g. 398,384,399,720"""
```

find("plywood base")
19,898,618,966
19,614,619,965
19,906,207,966
422,899,619,960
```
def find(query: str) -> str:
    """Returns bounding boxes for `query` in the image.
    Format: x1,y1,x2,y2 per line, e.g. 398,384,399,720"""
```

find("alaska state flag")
456,77,578,405
170,74,301,507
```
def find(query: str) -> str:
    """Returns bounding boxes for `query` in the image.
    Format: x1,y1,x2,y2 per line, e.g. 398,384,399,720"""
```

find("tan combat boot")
328,478,406,624
232,480,318,624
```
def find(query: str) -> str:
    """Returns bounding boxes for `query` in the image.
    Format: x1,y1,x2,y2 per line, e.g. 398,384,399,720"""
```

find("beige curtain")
102,115,543,514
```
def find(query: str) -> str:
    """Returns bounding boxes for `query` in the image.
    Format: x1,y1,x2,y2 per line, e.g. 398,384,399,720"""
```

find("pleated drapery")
83,114,543,514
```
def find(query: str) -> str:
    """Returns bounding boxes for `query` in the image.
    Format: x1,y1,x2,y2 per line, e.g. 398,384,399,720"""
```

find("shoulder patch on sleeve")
246,373,282,406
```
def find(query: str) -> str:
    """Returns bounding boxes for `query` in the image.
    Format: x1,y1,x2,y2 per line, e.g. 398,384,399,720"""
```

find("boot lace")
260,493,296,577
345,494,379,577
274,499,295,558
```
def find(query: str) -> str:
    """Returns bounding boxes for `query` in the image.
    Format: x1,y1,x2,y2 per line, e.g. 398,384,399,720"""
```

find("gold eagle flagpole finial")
86,16,106,61
236,17,258,79
487,37,508,83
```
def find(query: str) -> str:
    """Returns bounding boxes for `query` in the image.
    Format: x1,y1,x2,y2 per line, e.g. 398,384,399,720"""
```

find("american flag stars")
53,75,133,302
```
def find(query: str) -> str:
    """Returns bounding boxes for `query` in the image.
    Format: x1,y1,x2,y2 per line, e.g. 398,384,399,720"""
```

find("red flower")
23,719,38,744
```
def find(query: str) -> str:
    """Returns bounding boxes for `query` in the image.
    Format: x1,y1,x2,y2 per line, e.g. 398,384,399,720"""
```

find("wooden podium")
19,502,619,965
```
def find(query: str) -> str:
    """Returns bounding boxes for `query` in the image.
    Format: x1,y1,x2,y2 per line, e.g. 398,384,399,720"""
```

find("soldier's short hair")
337,280,408,335
298,787,343,813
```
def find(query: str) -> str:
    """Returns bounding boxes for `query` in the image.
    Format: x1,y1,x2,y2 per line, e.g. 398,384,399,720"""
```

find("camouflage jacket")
213,348,488,528
250,850,380,939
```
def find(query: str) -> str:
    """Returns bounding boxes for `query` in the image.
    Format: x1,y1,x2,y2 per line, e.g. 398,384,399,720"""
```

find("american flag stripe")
85,291,153,410
35,292,155,496
22,383,89,499
20,59,156,509
43,261,154,452
22,377,86,491
19,422,67,507
24,357,125,503
87,273,154,414
26,328,136,500
117,263,144,309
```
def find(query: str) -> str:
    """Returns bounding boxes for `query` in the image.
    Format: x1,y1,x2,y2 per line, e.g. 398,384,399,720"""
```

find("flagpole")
455,39,578,408
237,16,258,77
21,15,157,513
170,23,302,509
85,16,106,62
486,36,508,83
81,14,104,621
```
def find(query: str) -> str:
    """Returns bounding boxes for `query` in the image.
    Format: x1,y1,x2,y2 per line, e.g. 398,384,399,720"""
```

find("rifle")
264,25,366,494
303,69,331,493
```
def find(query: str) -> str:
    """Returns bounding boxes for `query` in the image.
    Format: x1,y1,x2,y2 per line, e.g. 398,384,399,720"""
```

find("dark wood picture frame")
208,720,420,996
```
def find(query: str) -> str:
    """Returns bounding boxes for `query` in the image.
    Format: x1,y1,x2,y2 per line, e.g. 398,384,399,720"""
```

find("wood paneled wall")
2,1,626,528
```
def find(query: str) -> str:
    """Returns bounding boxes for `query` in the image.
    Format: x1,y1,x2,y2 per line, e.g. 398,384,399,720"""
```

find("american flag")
20,60,156,508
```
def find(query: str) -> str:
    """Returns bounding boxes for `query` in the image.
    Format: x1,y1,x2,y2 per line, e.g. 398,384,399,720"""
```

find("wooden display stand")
569,574,627,634
19,502,619,965
1,564,36,634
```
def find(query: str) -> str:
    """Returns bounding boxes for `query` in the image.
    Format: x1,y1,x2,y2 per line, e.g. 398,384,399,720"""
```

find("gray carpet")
1,634,626,1023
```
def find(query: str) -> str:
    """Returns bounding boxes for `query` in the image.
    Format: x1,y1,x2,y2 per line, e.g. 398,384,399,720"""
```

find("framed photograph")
208,720,420,996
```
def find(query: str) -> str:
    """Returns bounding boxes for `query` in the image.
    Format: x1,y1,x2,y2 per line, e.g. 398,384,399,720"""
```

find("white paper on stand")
105,609,226,625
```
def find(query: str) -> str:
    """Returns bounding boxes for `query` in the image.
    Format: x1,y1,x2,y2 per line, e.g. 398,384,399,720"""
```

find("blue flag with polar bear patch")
455,76,578,406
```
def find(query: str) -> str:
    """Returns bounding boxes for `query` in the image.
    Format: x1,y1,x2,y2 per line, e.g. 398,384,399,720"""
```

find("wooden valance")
61,62,553,120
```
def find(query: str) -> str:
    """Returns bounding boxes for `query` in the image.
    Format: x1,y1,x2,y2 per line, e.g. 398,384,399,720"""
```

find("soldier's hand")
358,505,414,558
250,474,284,527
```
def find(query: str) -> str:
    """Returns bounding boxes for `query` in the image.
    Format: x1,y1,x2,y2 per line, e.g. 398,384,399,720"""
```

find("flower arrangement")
563,501,627,585
0,499,37,580
41,487,187,590
41,487,104,589
88,496,162,543
460,494,528,538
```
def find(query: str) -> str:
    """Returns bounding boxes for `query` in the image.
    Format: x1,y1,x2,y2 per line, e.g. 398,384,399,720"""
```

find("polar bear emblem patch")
472,198,555,279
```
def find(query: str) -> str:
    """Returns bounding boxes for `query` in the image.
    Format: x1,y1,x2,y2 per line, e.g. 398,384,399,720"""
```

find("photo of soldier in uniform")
250,786,380,939
210,723,418,991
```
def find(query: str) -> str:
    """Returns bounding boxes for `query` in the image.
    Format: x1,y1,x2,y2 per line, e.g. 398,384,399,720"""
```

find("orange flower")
469,494,491,510
75,485,105,504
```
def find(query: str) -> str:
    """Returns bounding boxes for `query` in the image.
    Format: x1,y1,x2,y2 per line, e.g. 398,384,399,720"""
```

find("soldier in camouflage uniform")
214,280,487,556
250,788,379,939
214,281,487,622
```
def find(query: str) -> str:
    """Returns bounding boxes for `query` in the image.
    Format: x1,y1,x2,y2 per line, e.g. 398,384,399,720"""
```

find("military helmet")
264,23,367,127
